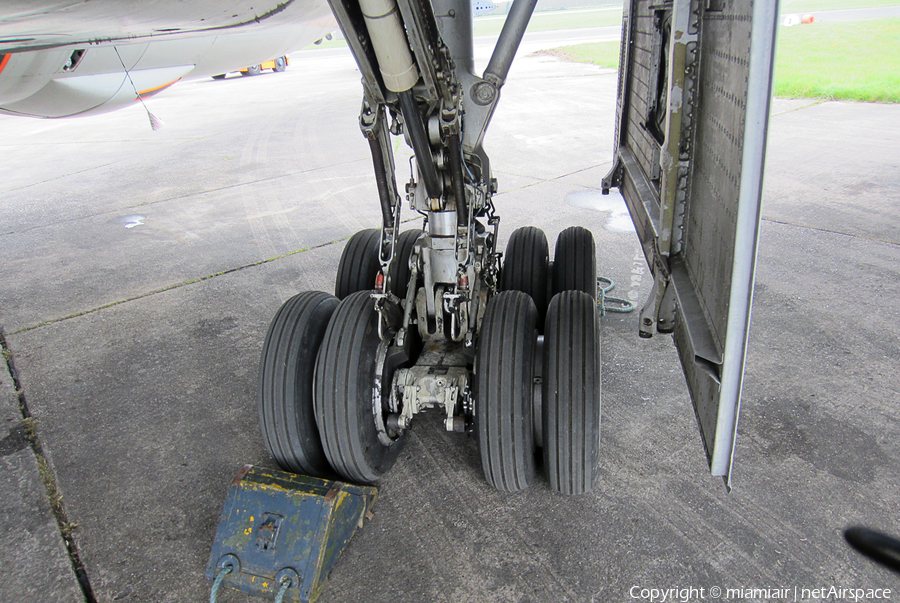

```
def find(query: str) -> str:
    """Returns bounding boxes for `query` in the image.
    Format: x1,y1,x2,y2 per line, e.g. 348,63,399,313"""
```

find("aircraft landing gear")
258,227,600,493
257,0,602,493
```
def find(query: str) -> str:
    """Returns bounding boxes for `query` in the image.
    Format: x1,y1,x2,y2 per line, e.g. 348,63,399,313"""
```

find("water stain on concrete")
193,317,238,339
565,189,634,233
0,424,30,457
115,215,146,229
744,401,887,484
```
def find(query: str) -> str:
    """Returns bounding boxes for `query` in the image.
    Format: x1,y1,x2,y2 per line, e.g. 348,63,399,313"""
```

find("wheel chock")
206,465,377,602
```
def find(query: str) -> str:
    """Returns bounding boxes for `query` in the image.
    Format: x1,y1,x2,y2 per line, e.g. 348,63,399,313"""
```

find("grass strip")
1,330,97,602
474,7,623,36
539,18,900,103
535,41,621,69
781,0,900,12
774,18,900,103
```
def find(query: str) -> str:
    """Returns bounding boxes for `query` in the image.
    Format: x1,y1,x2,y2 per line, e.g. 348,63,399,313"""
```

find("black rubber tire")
258,291,339,476
475,291,538,492
501,226,550,327
273,56,287,72
543,291,601,495
314,291,405,484
243,64,262,76
552,226,597,299
211,74,226,80
390,229,421,299
335,229,381,299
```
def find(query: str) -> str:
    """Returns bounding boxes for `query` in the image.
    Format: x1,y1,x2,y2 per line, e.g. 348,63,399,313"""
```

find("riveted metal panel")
604,0,778,486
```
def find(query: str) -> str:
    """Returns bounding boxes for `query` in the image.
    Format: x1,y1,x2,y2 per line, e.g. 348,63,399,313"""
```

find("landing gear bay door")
602,0,779,487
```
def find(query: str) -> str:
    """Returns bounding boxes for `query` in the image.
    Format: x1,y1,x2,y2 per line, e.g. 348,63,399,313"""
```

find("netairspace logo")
629,584,893,602
796,587,892,602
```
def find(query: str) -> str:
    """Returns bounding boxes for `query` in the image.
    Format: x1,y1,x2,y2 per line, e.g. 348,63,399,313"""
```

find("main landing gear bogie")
256,0,601,495
258,222,601,494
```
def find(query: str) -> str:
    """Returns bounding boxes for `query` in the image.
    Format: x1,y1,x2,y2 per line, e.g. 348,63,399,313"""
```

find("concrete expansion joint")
500,161,614,194
769,99,826,117
13,221,423,335
0,327,98,603
761,217,900,248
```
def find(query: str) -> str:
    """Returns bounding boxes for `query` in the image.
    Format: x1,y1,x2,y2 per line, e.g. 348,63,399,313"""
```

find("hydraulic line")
399,90,441,199
357,0,441,200
448,133,467,227
368,136,396,228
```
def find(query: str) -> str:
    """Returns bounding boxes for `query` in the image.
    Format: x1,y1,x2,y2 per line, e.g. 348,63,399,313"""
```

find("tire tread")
543,291,601,494
552,226,597,299
258,291,338,475
335,229,381,299
501,226,550,326
315,291,403,483
476,291,537,492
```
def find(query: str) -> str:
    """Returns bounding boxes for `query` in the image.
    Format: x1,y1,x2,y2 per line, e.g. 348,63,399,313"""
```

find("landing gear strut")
257,0,601,493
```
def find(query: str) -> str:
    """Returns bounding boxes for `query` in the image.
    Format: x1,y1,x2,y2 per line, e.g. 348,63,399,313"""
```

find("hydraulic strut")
398,90,442,199
357,0,441,200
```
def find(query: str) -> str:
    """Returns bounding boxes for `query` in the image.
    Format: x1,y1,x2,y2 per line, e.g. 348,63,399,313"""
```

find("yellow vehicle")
211,55,288,79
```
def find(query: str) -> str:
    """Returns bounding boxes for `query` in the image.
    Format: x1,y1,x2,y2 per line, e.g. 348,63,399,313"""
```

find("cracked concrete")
1,339,85,602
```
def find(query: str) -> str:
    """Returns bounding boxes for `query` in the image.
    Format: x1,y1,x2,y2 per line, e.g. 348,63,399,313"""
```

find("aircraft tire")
543,291,601,495
274,56,287,72
314,291,405,484
258,290,339,476
501,226,550,329
475,291,538,492
335,229,381,299
552,226,597,300
390,229,421,299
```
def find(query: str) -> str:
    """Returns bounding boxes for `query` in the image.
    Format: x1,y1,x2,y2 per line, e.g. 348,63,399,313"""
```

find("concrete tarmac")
1,42,899,603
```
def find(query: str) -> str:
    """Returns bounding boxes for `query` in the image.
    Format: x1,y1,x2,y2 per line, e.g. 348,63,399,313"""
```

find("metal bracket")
601,158,624,194
327,0,390,105
657,0,700,258
373,293,403,342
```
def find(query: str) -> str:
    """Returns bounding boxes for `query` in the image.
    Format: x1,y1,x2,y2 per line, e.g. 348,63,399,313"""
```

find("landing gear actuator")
258,0,601,494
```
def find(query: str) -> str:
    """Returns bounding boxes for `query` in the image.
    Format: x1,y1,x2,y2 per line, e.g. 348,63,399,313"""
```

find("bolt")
472,82,496,106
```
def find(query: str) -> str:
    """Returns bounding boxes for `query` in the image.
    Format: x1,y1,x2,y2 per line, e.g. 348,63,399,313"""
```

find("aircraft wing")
602,0,779,487
0,0,335,118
